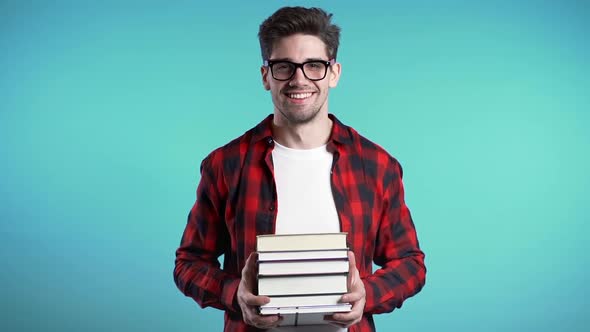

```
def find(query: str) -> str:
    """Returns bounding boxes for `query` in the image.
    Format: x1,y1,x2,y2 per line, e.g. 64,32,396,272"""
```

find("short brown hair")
258,7,341,61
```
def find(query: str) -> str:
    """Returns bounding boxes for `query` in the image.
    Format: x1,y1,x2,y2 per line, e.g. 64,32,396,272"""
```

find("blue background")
1,0,588,331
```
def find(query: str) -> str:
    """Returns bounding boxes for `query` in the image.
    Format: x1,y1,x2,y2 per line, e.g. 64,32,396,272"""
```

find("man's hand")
325,251,366,328
237,252,282,329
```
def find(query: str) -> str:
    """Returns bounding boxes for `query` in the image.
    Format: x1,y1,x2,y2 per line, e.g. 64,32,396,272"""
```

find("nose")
289,66,308,86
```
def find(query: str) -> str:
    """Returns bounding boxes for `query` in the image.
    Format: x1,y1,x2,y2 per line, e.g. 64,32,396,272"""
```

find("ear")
328,62,342,88
261,66,271,91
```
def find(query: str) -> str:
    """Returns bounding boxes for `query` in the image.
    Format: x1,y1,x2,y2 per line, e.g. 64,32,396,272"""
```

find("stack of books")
256,233,352,326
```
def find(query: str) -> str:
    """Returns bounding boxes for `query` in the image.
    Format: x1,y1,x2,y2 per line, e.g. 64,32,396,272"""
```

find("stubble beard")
277,105,321,125
276,93,328,125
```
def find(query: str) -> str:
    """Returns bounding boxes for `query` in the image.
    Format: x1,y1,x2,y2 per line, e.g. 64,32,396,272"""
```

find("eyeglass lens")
271,61,328,81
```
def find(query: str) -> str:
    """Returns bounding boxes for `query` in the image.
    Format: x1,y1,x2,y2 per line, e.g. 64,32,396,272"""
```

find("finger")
243,307,279,322
326,317,356,327
330,310,357,322
325,308,360,324
340,291,363,304
324,315,354,328
347,250,357,271
323,314,343,326
332,299,364,320
240,252,261,294
347,251,358,288
252,314,282,329
325,320,348,328
331,303,363,323
241,292,271,306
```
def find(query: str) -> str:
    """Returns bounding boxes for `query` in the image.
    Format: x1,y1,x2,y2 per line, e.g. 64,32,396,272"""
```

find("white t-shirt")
272,141,340,234
269,141,347,332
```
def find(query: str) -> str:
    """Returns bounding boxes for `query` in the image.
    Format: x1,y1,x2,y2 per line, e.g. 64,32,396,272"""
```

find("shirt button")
267,138,273,145
269,205,274,211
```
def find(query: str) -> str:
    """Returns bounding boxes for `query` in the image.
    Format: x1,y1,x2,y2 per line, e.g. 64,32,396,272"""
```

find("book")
258,249,349,262
259,259,349,276
256,233,348,252
255,233,352,327
258,274,348,296
259,304,352,315
271,310,351,326
261,294,345,309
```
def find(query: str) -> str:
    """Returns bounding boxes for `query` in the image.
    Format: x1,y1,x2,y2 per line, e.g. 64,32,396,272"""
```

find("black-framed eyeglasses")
264,59,336,81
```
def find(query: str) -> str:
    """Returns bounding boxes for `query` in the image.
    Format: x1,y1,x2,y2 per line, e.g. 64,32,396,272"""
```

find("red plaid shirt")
174,114,426,331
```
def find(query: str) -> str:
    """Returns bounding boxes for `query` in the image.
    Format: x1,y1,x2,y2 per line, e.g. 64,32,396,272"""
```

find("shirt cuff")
221,277,241,313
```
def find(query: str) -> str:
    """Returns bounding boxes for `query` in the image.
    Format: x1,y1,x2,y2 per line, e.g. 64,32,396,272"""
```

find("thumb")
242,252,259,280
347,251,357,288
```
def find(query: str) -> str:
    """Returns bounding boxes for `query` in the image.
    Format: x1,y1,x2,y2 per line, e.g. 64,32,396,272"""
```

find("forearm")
362,250,426,314
174,249,240,312
174,203,238,312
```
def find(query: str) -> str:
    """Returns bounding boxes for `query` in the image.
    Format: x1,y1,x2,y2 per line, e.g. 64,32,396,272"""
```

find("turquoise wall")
1,0,588,331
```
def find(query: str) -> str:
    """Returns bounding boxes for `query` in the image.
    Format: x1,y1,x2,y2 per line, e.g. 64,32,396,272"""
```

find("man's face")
261,34,341,125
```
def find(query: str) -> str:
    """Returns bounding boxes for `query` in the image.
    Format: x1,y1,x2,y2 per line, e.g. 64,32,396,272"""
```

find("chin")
283,109,321,125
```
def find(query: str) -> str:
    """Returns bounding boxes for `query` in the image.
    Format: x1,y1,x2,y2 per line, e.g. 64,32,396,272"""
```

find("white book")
259,259,348,276
258,249,348,262
259,304,352,315
256,233,347,252
258,274,348,296
261,294,346,309
272,310,351,326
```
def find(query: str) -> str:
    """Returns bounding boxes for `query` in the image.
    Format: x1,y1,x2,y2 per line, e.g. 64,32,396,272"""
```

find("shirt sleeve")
173,154,241,313
362,161,426,314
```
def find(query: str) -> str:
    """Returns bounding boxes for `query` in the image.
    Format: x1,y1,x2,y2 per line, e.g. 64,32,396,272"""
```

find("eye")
274,62,292,72
305,62,324,71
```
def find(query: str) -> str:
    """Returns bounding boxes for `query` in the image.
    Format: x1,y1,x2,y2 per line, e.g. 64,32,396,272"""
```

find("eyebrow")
270,57,328,62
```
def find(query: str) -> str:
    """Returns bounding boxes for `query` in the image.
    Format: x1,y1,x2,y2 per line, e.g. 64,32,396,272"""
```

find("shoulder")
342,123,404,178
200,115,273,173
201,126,255,172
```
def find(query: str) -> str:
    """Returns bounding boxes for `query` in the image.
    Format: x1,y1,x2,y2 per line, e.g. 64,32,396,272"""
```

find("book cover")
256,232,348,252
271,310,351,327
259,304,352,315
259,259,349,276
261,294,346,309
257,249,349,262
258,274,348,296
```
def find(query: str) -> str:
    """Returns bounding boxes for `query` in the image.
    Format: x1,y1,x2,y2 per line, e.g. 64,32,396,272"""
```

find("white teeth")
288,92,313,99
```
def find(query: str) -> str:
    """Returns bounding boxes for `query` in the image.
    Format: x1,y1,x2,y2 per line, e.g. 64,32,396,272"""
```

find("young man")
174,7,426,332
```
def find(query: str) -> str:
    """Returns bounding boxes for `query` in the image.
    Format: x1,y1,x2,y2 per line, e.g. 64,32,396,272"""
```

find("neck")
272,112,333,149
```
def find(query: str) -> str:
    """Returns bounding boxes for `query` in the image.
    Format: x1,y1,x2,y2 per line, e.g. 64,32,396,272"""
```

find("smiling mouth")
285,92,314,99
